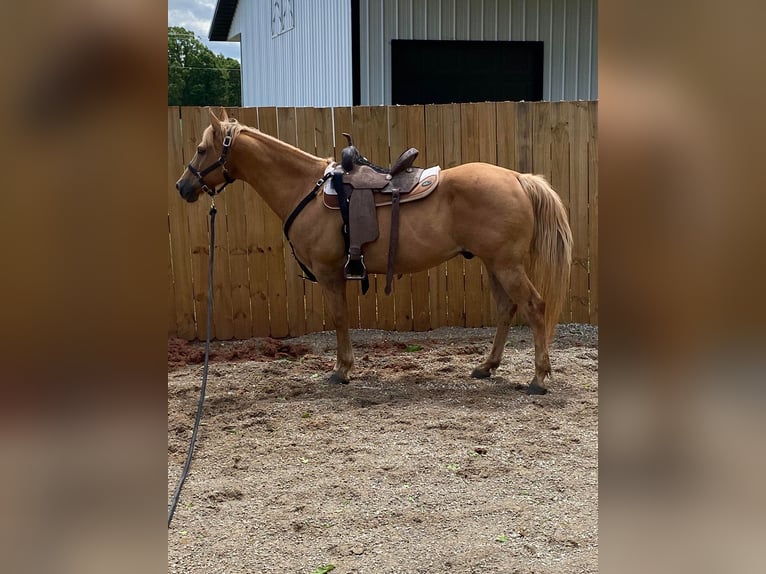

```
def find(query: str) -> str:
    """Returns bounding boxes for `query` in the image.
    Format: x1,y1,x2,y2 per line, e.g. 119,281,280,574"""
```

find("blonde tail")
517,173,573,343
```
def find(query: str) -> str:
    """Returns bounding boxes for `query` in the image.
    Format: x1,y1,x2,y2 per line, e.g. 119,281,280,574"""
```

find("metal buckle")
344,255,367,280
222,135,232,148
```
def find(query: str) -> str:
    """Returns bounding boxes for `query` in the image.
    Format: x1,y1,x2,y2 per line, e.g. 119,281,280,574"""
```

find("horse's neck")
235,130,327,221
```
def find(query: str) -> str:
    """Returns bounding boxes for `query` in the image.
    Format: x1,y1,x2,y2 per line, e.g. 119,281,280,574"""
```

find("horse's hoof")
328,372,350,385
526,380,548,395
471,367,491,379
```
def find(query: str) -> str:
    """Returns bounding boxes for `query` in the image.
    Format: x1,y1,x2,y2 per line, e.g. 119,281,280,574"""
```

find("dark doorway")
391,40,544,105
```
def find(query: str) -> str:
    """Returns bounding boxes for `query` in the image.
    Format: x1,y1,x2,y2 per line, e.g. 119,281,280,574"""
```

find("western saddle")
328,133,437,295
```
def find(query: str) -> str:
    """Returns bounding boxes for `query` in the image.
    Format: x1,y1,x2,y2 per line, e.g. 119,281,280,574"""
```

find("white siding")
358,0,597,104
230,0,354,107
227,0,596,106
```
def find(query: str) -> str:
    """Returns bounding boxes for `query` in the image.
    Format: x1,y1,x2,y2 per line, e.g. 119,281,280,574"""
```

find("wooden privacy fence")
168,102,597,340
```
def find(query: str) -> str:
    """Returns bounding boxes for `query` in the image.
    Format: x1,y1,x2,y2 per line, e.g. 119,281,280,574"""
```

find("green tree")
168,26,241,106
217,54,242,107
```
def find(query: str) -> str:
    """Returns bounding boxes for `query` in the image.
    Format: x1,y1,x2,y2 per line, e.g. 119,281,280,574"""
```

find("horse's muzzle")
176,178,200,203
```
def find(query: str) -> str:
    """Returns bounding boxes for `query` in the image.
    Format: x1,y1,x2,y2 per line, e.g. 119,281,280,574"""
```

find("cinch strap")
283,172,334,282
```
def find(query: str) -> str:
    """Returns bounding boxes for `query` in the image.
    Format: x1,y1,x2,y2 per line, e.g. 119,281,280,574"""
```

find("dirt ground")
168,324,598,574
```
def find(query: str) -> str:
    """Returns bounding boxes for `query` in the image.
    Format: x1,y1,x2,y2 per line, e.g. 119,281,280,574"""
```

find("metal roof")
209,0,239,41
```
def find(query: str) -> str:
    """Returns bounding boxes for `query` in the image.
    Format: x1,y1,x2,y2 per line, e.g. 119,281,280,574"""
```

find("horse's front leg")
321,277,354,384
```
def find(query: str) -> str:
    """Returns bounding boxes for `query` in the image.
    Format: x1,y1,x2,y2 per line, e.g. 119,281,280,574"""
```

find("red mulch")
168,337,311,372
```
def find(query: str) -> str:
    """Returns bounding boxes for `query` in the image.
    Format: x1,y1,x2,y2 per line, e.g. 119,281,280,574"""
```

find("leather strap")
187,126,236,197
332,171,351,252
283,172,333,282
385,189,401,295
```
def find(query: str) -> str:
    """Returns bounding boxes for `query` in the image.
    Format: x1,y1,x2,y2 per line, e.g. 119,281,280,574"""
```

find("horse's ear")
219,107,229,122
209,107,221,129
209,108,225,140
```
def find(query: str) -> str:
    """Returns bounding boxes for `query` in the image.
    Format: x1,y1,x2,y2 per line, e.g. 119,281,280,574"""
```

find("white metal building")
210,0,597,107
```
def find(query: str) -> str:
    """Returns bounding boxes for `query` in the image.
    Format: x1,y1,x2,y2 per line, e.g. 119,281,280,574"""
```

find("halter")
187,124,237,197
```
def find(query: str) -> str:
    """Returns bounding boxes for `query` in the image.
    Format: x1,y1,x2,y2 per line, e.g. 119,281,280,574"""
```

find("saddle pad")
323,165,441,209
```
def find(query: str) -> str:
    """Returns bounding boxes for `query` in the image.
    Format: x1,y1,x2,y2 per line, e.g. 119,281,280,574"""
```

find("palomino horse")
176,108,573,394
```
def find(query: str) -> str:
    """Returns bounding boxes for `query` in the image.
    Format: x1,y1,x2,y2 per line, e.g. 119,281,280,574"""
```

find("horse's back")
439,162,531,211
441,162,525,192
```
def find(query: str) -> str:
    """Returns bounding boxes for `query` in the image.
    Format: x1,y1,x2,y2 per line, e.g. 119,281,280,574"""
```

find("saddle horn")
341,133,359,172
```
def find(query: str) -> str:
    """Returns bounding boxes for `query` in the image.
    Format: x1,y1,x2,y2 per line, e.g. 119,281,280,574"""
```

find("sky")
168,0,241,61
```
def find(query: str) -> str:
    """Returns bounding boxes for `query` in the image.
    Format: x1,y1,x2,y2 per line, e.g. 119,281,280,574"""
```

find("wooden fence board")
220,107,254,339
205,105,239,339
216,107,253,339
180,107,218,339
514,102,533,174
276,106,307,336
197,108,236,340
312,106,338,332
221,180,252,339
167,111,178,337
588,102,599,324
296,107,326,334
496,102,518,171
388,105,415,332
247,196,272,338
224,108,261,337
313,107,333,158
532,102,553,180
569,102,591,323
424,104,448,328
404,105,432,332
313,107,338,331
254,107,290,337
550,101,573,323
211,223,234,339
167,107,196,339
256,107,292,337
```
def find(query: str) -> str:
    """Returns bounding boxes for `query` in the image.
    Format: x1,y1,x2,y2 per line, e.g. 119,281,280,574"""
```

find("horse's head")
175,108,238,203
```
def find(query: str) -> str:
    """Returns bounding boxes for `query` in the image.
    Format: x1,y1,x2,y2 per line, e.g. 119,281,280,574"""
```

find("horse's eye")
197,147,206,155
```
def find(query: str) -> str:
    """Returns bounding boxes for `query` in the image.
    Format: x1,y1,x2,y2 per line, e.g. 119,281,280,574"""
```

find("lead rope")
168,201,217,528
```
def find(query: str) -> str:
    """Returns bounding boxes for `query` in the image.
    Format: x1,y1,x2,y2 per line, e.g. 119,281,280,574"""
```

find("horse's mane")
230,121,333,164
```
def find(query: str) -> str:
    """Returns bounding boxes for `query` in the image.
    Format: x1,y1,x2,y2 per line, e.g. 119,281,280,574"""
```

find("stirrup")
344,255,367,280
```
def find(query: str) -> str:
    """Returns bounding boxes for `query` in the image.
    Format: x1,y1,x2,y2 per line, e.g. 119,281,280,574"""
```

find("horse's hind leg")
472,271,517,378
490,265,551,395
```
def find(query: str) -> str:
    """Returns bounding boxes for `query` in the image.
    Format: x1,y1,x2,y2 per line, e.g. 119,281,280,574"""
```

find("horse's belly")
359,220,460,274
